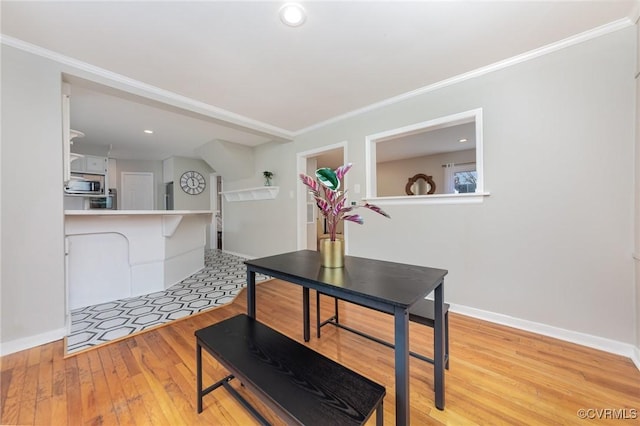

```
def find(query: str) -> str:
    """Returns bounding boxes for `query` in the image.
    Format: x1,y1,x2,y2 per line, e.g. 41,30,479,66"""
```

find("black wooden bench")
195,314,386,425
317,293,450,368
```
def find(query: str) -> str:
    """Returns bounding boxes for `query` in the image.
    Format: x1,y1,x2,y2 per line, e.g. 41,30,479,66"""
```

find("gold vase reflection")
318,238,344,268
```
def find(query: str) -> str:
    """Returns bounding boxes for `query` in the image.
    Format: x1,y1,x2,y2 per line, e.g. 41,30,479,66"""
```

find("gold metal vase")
319,238,345,268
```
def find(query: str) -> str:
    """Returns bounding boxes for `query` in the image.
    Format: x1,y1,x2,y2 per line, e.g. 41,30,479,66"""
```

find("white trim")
633,347,640,371
0,327,66,356
366,108,484,200
0,34,294,142
296,18,633,135
365,192,490,206
222,250,256,260
451,303,639,366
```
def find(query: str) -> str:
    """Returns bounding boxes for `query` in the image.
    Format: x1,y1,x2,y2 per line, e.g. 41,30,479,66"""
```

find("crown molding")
2,15,634,140
295,17,635,136
0,34,294,143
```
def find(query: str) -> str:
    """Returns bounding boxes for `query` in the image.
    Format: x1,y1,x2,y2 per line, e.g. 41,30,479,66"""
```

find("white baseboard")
632,347,640,371
451,303,639,369
222,250,256,260
0,327,66,356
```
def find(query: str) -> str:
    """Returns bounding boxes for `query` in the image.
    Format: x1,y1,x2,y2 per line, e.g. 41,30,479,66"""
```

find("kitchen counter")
65,210,211,215
65,210,213,310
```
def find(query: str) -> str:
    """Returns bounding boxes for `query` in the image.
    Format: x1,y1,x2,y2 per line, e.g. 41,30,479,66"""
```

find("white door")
121,172,154,210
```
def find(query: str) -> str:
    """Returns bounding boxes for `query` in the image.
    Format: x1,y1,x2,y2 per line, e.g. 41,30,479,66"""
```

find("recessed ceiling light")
144,129,154,134
459,138,468,143
279,3,306,27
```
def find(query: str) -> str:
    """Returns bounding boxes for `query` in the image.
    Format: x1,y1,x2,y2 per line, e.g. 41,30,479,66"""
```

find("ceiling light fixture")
279,3,306,27
144,129,154,134
459,138,468,143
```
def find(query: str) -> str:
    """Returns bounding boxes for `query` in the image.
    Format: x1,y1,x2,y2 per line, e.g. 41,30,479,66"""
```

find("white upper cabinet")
85,155,107,174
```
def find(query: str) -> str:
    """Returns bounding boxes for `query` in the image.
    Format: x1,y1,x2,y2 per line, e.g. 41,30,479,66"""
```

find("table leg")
434,281,445,410
303,287,310,341
196,340,203,413
394,306,410,426
247,269,256,319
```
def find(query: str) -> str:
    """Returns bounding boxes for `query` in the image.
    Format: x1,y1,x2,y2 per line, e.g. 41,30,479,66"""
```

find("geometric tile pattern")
66,249,270,354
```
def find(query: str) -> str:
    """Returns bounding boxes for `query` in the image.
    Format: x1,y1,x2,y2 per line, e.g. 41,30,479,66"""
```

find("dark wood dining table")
245,250,448,425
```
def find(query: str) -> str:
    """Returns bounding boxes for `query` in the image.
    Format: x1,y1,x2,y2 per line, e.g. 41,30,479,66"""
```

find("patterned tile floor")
66,250,269,354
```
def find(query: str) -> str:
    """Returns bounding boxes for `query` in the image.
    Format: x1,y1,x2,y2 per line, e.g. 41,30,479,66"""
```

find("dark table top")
245,250,448,310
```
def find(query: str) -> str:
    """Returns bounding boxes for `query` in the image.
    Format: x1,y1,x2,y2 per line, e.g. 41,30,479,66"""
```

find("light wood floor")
2,279,639,425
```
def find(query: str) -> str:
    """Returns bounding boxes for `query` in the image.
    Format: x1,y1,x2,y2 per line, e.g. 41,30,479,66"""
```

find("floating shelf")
222,186,279,202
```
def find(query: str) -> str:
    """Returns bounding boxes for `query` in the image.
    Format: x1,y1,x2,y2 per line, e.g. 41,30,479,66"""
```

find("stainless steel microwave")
64,174,104,195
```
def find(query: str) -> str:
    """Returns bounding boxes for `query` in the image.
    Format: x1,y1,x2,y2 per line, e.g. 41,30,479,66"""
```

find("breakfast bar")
64,210,213,309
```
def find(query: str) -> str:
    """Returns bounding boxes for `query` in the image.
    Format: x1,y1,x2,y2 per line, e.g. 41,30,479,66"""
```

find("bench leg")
221,379,271,425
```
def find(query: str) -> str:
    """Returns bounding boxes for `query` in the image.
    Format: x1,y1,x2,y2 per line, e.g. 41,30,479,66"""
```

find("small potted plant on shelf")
299,163,390,268
263,171,274,186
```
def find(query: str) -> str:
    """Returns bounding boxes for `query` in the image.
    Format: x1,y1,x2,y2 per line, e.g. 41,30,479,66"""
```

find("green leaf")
315,168,340,191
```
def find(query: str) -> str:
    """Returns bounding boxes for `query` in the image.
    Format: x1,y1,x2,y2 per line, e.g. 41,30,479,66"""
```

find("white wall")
224,27,637,348
170,157,213,211
221,142,298,257
1,46,67,350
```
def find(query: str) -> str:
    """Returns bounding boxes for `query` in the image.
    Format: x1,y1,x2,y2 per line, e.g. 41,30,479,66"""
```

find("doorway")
121,172,154,210
296,142,347,251
209,174,223,250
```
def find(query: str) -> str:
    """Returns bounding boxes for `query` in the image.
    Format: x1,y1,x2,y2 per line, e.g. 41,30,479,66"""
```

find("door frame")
296,142,348,251
209,173,222,250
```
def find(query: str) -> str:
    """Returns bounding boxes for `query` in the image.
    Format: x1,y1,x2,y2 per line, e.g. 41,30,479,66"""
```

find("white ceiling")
1,1,637,160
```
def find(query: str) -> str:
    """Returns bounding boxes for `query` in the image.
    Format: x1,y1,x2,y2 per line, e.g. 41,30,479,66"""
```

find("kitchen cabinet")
71,155,107,174
85,155,108,174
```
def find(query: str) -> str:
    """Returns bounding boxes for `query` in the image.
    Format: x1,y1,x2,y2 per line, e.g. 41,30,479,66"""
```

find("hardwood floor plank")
0,395,20,425
33,397,52,426
17,363,39,425
64,355,83,424
76,347,103,424
2,348,27,404
97,346,136,426
1,278,638,425
36,343,54,402
0,369,12,416
50,341,68,426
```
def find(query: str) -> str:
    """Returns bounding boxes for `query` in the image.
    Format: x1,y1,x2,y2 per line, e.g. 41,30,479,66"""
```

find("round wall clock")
180,171,206,195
